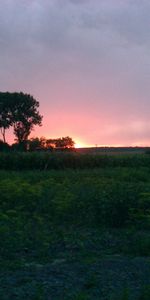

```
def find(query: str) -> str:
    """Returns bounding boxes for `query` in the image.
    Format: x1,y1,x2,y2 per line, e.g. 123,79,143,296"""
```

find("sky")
0,0,150,147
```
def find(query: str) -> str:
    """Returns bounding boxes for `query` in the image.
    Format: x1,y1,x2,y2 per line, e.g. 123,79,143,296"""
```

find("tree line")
0,92,75,151
28,136,75,151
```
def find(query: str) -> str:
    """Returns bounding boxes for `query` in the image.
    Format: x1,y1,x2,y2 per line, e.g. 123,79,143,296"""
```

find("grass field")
0,151,150,170
0,154,150,299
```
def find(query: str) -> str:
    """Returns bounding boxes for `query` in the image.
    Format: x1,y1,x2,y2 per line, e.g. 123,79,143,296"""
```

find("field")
0,152,150,299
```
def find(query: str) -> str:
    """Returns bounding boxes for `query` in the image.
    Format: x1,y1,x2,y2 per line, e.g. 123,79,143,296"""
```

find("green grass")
0,166,150,263
0,152,150,170
0,161,150,299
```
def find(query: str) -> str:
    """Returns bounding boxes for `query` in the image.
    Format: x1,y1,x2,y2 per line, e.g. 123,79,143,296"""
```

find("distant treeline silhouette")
0,136,75,152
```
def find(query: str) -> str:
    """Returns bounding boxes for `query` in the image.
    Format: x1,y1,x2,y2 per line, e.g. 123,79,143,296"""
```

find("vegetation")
28,136,75,151
0,161,150,299
0,92,42,144
0,151,149,170
0,166,150,239
0,91,150,299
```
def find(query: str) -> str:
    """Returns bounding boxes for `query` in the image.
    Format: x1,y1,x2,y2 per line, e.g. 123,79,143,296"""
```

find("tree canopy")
45,136,75,149
0,92,42,143
0,91,75,152
28,136,75,151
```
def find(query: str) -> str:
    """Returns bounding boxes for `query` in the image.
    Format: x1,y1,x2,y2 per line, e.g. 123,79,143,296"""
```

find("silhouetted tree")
46,138,57,148
55,136,75,149
12,93,42,144
45,136,75,149
0,92,13,143
0,92,42,145
28,137,46,151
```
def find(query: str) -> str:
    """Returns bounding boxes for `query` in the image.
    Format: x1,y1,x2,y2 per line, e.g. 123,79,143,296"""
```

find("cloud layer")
0,0,150,145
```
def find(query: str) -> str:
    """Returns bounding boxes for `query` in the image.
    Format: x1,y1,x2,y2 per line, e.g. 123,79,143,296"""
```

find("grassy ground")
0,152,150,170
0,163,150,299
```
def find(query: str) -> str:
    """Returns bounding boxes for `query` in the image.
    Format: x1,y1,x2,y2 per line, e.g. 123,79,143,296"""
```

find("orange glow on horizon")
75,140,89,148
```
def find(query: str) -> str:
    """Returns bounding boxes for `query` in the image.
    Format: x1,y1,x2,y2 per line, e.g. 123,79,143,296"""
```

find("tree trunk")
0,127,6,143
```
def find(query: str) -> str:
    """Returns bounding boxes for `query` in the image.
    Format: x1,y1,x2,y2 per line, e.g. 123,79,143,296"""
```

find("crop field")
76,147,148,155
0,153,150,299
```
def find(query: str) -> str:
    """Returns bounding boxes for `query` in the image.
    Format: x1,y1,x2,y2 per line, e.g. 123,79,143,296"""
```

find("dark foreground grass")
0,166,150,299
0,151,150,170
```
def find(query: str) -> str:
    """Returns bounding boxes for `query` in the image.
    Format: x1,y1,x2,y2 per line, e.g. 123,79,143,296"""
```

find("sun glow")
75,140,89,148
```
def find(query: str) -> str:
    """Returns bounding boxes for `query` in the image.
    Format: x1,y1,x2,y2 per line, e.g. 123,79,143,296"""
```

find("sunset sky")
0,0,150,147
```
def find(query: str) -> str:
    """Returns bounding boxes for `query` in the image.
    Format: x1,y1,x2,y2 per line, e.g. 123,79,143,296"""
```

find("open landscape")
1,1,150,299
0,152,150,299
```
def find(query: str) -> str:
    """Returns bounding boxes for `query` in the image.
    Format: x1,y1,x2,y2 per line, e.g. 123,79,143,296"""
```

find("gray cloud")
0,0,150,145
